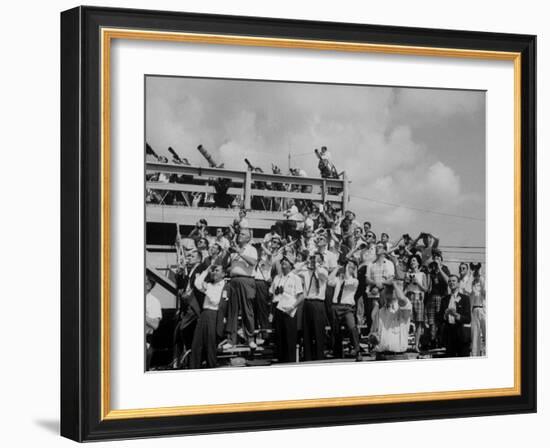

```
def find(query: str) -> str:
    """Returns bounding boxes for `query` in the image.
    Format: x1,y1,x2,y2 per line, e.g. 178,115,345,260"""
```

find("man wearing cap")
300,252,329,361
222,229,258,350
270,256,304,362
328,260,362,361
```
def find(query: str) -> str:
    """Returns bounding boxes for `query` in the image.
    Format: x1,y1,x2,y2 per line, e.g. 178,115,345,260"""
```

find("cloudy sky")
146,76,486,247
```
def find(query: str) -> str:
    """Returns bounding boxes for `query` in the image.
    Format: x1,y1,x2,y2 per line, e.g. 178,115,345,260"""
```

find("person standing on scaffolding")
222,228,259,350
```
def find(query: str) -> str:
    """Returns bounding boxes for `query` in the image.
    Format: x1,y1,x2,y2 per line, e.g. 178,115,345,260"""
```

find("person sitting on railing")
282,199,303,240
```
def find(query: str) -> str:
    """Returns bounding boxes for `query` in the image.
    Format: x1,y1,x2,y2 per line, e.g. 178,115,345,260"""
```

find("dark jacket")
174,263,206,329
438,292,471,326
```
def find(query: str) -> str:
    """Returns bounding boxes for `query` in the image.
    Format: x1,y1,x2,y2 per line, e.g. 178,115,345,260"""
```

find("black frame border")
61,6,536,442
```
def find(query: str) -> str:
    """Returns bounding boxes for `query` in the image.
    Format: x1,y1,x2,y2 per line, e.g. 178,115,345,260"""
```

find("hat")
281,253,296,268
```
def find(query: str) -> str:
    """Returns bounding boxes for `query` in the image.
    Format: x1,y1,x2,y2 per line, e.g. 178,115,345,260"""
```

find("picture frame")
60,5,536,441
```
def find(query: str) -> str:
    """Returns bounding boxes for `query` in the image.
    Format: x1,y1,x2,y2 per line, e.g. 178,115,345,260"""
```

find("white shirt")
214,236,230,250
194,270,226,311
329,277,359,306
300,267,329,300
270,272,304,303
366,258,395,296
320,151,332,162
254,256,273,281
286,205,300,220
146,292,162,335
372,300,412,353
358,245,376,267
319,248,339,273
447,291,461,324
229,244,258,277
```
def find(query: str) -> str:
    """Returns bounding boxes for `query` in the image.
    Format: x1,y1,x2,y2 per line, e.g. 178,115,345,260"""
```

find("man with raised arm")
190,265,227,369
369,281,412,359
328,260,362,361
222,229,258,350
300,252,329,361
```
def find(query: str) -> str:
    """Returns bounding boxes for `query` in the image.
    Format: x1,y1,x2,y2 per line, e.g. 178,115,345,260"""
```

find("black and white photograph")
144,75,486,371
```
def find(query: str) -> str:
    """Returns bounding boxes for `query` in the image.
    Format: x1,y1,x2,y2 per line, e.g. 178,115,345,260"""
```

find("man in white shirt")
270,256,304,363
190,265,226,369
145,273,163,370
300,252,329,361
213,227,230,251
315,233,338,273
366,241,395,319
369,281,412,357
222,229,258,350
328,260,362,361
438,275,472,357
282,199,301,239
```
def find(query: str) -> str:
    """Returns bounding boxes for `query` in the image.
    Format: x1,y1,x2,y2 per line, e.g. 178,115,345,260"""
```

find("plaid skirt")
426,294,443,325
407,291,425,323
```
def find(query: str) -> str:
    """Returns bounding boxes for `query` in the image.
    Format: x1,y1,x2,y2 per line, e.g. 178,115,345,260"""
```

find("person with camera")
222,229,258,351
404,254,428,352
270,256,304,363
188,218,209,241
438,275,472,357
213,227,230,251
190,265,227,369
327,260,362,361
368,281,412,359
365,241,395,329
426,250,450,349
300,252,329,361
172,249,207,368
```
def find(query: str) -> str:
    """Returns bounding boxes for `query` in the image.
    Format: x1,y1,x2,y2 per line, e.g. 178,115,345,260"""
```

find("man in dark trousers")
190,265,226,369
222,229,258,350
172,249,206,368
300,252,329,361
438,274,472,357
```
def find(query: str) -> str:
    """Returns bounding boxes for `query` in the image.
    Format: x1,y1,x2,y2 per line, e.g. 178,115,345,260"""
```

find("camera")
428,261,439,273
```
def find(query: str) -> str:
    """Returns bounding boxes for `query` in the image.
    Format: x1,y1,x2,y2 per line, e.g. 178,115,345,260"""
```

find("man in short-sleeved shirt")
223,229,258,349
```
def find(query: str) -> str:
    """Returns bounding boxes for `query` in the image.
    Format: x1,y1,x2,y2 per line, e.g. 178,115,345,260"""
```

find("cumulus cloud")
146,76,485,245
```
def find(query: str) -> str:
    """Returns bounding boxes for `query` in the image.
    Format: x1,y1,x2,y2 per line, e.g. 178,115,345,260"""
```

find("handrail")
145,161,345,188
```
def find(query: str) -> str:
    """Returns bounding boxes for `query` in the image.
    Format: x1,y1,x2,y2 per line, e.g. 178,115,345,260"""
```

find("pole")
342,171,349,213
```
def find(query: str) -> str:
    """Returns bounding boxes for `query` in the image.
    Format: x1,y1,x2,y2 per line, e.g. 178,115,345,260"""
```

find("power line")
351,195,485,222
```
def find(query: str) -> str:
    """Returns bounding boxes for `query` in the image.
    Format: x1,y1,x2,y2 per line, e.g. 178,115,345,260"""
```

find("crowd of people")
146,200,486,370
